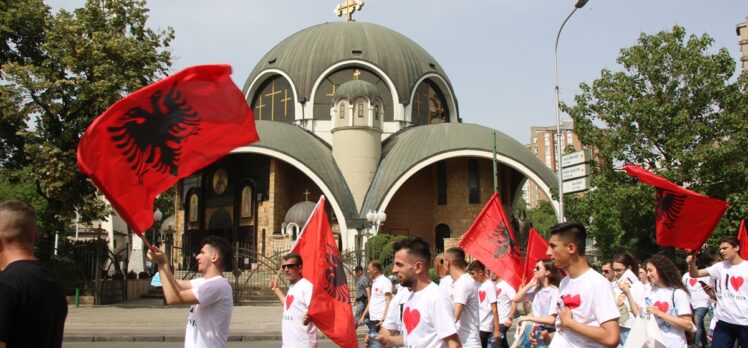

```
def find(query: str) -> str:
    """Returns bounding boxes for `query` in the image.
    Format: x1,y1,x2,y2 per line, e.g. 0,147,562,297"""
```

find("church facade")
171,12,557,263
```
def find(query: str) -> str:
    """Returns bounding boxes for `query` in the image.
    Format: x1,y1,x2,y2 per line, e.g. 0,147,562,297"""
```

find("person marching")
359,260,393,348
492,272,517,348
446,247,482,347
270,252,318,347
611,252,646,347
644,254,693,348
687,236,748,347
468,261,501,348
681,258,713,348
510,259,561,348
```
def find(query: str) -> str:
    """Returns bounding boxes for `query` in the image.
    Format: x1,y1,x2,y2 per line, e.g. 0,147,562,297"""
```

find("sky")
48,0,748,144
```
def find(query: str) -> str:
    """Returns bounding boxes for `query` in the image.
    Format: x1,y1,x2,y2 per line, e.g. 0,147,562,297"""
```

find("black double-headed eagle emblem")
655,189,687,230
324,243,350,303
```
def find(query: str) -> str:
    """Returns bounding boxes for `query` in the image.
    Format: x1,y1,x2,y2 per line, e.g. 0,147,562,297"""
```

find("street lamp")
153,208,163,243
553,0,588,222
366,210,387,236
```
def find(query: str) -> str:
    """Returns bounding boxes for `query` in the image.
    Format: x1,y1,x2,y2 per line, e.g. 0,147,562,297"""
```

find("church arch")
408,74,458,123
249,74,296,123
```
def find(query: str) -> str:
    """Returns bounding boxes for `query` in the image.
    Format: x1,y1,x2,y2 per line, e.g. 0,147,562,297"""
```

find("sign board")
561,149,592,168
562,177,590,194
562,163,591,181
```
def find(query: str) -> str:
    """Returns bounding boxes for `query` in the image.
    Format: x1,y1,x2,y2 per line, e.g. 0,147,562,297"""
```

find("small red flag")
523,227,550,285
739,219,748,259
291,196,358,348
77,65,258,234
623,164,729,250
459,192,523,290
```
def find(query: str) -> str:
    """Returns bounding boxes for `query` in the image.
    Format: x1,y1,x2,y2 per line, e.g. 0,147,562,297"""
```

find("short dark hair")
720,236,740,248
355,265,364,273
392,236,431,266
613,252,640,276
0,200,37,244
369,260,383,272
446,247,467,268
282,252,303,266
468,260,485,273
549,220,587,256
201,235,231,270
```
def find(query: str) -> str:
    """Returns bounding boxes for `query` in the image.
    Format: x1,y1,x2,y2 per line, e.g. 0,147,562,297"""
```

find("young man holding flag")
687,236,748,347
271,253,318,347
148,235,233,348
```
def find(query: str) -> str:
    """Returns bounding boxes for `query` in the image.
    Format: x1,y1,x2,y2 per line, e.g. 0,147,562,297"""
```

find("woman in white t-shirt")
645,254,693,348
612,253,646,348
511,260,561,348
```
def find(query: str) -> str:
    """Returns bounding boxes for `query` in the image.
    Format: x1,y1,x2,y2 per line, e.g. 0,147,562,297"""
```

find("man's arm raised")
148,248,198,305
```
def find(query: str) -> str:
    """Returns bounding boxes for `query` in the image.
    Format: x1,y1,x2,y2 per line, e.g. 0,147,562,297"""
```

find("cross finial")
352,69,361,80
303,189,311,201
335,0,364,22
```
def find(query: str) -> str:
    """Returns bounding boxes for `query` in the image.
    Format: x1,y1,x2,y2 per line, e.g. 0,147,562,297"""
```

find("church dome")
283,201,317,227
244,21,454,105
334,79,380,100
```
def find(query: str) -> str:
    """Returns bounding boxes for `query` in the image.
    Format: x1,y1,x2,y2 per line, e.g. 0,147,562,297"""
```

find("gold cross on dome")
335,0,364,21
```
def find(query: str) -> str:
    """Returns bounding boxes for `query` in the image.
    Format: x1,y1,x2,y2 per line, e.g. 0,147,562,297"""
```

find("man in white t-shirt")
435,253,454,300
682,269,712,348
148,236,233,348
491,273,516,348
271,252,318,347
543,221,620,348
688,236,748,348
446,247,482,348
469,261,501,348
358,260,393,347
375,237,461,348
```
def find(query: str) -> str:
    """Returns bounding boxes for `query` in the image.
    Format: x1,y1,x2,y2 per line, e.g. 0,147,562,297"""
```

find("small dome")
160,215,176,233
284,201,317,227
334,79,381,101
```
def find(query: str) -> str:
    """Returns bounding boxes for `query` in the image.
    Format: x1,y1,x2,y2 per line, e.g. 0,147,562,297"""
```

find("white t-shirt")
478,279,498,332
185,276,233,348
645,287,691,348
706,260,748,325
282,278,318,348
439,275,454,301
495,280,517,324
370,274,393,321
452,273,482,347
614,269,646,329
528,285,560,318
402,282,457,348
549,268,619,348
383,286,411,332
682,272,712,309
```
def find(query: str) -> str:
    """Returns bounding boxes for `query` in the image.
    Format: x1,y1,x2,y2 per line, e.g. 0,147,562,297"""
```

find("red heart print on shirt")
285,295,294,310
653,301,669,313
479,291,486,303
403,307,421,334
374,287,379,293
689,278,697,287
496,288,502,296
561,294,581,309
731,276,744,291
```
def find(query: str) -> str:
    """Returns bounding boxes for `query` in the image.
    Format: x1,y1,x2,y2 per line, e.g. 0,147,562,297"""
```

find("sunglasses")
602,269,611,274
281,264,299,270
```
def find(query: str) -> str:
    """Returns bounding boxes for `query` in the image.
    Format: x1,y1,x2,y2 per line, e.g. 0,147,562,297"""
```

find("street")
63,340,357,347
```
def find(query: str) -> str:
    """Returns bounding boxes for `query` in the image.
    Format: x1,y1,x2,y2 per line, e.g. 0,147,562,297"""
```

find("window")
339,102,345,119
437,161,447,205
357,102,364,118
468,159,480,203
374,103,380,121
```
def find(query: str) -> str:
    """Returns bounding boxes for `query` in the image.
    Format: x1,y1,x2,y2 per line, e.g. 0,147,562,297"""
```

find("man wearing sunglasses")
271,252,317,347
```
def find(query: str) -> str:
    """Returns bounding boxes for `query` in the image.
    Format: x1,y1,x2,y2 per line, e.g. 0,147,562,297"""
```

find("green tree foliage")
0,0,173,240
563,26,748,260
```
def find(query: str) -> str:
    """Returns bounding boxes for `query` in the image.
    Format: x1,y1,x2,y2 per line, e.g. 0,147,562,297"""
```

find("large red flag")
459,192,523,290
623,164,729,250
523,227,550,285
739,219,748,259
291,196,358,348
77,65,258,234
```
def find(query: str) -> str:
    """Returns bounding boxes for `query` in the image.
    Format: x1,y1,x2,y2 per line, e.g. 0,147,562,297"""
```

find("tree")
0,0,173,243
563,26,748,260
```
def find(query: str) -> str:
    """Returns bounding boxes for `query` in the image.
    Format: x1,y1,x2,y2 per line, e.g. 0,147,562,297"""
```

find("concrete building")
737,17,748,71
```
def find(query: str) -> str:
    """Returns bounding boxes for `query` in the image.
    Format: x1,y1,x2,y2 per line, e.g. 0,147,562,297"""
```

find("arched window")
436,161,447,205
435,224,451,252
468,159,480,203
357,101,364,118
339,101,346,119
374,102,380,121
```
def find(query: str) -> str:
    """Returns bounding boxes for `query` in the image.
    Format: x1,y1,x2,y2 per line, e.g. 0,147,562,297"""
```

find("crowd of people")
1,198,747,348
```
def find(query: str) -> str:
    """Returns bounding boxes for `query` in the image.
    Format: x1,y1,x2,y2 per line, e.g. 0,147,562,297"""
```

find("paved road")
64,340,351,347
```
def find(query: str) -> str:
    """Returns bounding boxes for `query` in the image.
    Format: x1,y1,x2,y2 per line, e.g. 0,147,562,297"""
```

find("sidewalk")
65,298,366,342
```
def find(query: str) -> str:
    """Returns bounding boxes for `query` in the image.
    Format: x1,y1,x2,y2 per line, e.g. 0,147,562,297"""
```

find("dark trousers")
499,324,510,348
692,306,708,348
711,320,748,348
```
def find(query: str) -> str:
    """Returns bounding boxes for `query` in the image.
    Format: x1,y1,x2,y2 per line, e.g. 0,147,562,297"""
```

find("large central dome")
243,21,453,105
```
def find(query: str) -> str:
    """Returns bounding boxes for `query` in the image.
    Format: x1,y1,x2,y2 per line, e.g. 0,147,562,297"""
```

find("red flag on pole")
523,227,550,285
77,65,258,235
623,164,729,250
291,196,358,348
459,192,524,290
739,219,748,260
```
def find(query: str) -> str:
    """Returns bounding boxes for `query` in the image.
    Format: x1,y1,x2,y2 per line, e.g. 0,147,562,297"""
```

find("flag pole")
493,131,498,193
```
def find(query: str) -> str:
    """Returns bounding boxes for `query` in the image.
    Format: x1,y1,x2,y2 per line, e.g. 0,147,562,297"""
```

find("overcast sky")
48,0,748,144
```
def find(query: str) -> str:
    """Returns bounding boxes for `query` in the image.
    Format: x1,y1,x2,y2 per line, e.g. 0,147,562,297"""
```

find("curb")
64,332,369,342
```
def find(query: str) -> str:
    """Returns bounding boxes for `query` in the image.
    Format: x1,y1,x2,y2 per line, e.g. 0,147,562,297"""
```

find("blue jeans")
367,320,381,348
617,327,630,348
692,306,708,347
711,320,748,348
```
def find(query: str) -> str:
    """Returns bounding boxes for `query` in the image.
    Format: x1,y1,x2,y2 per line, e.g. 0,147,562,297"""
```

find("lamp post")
553,0,588,222
149,208,162,275
366,210,387,236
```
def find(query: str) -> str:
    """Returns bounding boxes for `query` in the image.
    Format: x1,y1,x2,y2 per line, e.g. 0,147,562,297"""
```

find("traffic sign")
562,177,590,194
562,163,591,181
561,149,591,168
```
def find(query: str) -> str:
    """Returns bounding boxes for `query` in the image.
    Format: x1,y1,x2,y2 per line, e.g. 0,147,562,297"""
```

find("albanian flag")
291,196,357,348
77,65,258,234
523,227,550,285
459,192,523,290
739,219,748,259
623,164,728,250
